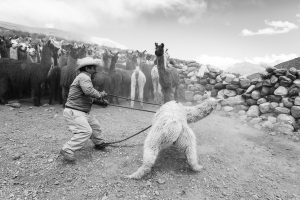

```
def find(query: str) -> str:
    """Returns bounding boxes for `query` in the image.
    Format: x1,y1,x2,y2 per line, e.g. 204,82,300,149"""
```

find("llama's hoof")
192,165,204,172
125,173,141,179
125,174,135,179
124,175,132,179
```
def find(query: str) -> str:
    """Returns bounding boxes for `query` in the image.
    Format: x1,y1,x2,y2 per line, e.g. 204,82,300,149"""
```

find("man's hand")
99,91,107,98
94,97,109,107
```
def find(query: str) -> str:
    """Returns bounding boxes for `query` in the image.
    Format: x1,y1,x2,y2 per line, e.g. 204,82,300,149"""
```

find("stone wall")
175,62,300,140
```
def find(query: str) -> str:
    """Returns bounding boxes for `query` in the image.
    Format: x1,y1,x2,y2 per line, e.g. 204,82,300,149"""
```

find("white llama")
127,98,221,179
151,65,163,104
131,66,146,108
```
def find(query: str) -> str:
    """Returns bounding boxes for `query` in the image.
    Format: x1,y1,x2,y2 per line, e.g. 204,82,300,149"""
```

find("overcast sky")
1,0,300,68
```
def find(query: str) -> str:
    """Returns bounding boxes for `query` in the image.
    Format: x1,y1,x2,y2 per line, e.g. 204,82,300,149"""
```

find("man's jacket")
65,72,101,113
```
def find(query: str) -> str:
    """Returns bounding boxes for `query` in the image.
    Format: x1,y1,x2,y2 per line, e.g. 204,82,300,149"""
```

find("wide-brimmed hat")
76,57,101,71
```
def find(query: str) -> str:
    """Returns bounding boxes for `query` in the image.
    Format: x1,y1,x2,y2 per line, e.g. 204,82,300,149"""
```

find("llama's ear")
143,50,147,54
215,98,223,104
155,42,158,47
161,43,164,48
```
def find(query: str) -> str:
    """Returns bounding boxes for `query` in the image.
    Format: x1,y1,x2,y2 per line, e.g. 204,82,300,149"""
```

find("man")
60,57,107,162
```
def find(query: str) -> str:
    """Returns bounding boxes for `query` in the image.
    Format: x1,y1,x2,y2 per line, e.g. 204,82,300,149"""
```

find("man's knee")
85,127,93,135
74,126,93,136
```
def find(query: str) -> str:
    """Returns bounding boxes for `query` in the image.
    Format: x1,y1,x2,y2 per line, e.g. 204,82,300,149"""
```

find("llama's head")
205,97,223,110
111,52,119,66
77,44,87,59
136,50,147,65
155,43,164,57
126,51,138,64
202,90,211,100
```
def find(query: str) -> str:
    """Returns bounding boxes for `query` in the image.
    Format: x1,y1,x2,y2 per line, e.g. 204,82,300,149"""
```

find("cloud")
195,53,298,70
89,36,127,49
195,55,242,70
0,0,207,33
121,0,207,24
44,24,55,29
0,0,98,31
241,20,298,36
244,53,298,65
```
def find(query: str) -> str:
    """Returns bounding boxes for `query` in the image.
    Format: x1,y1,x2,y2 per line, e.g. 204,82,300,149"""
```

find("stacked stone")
241,67,300,134
177,62,247,105
172,60,300,139
177,62,208,102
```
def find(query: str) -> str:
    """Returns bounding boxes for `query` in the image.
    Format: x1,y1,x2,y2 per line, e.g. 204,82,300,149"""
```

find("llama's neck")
26,53,34,63
36,49,41,63
185,101,215,124
134,66,141,72
109,60,116,72
103,58,111,72
156,55,166,74
137,57,146,67
67,55,77,68
58,55,67,68
40,47,53,66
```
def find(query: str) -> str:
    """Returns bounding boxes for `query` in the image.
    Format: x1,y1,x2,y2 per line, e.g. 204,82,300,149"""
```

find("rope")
108,103,156,113
107,94,161,106
96,125,152,148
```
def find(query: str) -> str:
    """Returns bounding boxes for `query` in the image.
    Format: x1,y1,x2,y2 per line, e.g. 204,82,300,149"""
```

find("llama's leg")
130,80,136,108
166,88,173,102
58,85,63,104
152,79,158,103
139,82,144,109
115,78,121,104
110,79,116,104
158,84,163,104
54,78,59,102
162,88,170,103
127,145,159,179
174,125,203,171
31,82,38,106
48,80,53,105
37,82,42,106
174,86,178,101
152,80,156,103
32,82,41,106
171,87,176,101
62,87,68,107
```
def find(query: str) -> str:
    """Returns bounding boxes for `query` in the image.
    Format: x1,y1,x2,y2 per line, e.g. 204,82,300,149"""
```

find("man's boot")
60,149,76,162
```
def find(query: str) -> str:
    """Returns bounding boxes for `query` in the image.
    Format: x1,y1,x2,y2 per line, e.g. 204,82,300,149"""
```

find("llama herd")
0,35,179,106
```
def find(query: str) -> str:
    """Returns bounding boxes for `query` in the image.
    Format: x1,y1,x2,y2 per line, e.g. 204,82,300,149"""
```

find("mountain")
0,20,85,41
274,57,300,70
0,20,126,49
225,62,266,76
89,36,127,50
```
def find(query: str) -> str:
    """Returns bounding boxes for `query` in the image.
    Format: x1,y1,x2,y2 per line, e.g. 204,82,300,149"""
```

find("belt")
65,105,89,114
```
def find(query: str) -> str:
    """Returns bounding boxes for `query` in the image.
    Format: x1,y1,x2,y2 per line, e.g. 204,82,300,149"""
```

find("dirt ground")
0,99,299,200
